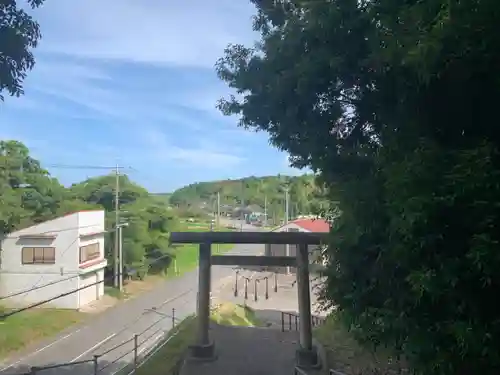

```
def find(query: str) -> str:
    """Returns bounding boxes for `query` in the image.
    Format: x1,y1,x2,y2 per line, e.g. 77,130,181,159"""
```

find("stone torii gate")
170,230,329,368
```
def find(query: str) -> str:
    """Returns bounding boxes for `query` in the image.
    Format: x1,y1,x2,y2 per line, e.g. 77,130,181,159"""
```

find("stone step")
180,324,300,375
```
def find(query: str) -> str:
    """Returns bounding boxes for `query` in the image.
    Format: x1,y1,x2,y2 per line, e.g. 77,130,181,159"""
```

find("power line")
0,274,79,301
46,164,133,170
4,223,106,238
0,252,176,320
0,253,173,303
0,274,116,319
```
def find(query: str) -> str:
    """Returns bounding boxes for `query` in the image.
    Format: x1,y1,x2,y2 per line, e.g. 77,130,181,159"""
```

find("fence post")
281,311,285,332
244,278,248,300
274,272,278,293
93,355,99,375
172,308,176,328
134,334,139,370
265,277,269,300
234,270,239,297
254,279,258,302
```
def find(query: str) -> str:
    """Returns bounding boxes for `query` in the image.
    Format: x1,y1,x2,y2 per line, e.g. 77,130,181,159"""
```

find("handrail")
280,311,326,332
28,307,180,374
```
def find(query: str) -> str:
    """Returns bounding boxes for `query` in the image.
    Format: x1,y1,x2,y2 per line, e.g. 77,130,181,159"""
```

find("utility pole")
284,186,290,274
285,187,289,225
240,182,244,232
264,195,267,227
217,191,220,229
114,163,120,288
118,226,123,291
117,222,129,292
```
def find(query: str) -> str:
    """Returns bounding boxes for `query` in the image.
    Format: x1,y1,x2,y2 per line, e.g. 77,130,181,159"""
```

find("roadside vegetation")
314,314,409,375
216,1,500,374
0,306,83,359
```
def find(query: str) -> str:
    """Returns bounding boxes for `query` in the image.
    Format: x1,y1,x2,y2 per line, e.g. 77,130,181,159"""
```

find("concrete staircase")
178,270,327,375
179,323,300,375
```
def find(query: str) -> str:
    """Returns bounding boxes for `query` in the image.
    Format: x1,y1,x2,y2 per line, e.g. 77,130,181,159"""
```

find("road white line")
0,329,81,372
157,287,195,308
71,333,116,362
137,333,164,356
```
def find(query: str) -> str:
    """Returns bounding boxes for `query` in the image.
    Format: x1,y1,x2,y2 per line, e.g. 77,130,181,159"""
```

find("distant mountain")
168,175,329,224
151,192,171,202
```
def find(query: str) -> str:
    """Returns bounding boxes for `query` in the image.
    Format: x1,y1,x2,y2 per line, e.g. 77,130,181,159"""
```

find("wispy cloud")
34,0,258,68
0,0,307,192
136,126,244,168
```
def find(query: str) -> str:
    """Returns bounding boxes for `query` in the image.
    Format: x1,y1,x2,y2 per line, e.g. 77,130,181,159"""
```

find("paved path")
180,324,299,375
180,270,325,375
1,221,264,375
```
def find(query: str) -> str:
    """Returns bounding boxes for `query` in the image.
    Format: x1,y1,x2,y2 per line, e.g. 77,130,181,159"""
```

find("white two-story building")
0,210,107,309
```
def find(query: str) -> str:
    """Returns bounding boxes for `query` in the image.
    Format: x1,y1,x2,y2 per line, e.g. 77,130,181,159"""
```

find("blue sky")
0,0,305,193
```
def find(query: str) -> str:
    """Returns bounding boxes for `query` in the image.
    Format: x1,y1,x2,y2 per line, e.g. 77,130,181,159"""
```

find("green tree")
0,139,181,277
216,1,500,374
170,174,325,222
0,0,45,100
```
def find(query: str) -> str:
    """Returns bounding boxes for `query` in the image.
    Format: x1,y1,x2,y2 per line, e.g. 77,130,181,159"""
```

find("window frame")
21,247,56,265
79,242,101,264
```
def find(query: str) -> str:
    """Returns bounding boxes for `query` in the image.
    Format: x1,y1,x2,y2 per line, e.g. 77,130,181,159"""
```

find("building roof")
291,218,330,233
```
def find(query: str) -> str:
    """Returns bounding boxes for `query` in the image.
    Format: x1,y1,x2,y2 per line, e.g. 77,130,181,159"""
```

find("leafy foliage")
0,140,179,275
216,0,500,374
0,0,45,100
170,174,329,223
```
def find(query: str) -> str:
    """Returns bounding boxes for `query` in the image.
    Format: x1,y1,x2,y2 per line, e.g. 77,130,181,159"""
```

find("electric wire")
0,250,174,319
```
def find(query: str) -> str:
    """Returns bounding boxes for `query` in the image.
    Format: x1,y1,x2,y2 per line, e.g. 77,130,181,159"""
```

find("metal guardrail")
28,307,180,375
280,311,325,332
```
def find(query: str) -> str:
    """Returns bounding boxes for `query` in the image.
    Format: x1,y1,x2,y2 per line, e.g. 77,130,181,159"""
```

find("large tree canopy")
0,140,179,276
0,0,45,99
216,1,500,374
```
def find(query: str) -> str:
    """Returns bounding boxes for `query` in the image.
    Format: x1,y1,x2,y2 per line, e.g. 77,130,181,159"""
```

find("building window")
22,247,56,264
80,243,100,263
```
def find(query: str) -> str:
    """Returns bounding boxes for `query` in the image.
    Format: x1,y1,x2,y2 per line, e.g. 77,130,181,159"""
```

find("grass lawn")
0,306,84,359
166,223,235,278
210,302,262,327
314,314,409,375
132,303,260,375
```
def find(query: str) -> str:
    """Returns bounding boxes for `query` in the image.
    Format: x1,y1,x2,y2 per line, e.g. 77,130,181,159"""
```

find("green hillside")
169,174,329,224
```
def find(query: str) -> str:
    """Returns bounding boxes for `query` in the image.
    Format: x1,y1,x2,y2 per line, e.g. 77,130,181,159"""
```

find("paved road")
1,221,264,375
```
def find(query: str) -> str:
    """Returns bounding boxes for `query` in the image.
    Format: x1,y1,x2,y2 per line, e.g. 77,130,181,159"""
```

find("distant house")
265,218,330,273
0,210,107,309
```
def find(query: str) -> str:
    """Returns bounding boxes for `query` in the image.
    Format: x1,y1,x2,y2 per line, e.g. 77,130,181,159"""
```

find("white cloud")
136,126,245,169
4,0,259,130
34,0,258,68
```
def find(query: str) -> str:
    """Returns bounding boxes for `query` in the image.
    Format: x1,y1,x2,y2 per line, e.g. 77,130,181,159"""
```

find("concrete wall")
0,210,106,309
0,213,81,308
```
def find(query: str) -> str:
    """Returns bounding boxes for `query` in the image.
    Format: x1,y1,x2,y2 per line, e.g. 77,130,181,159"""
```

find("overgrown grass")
166,222,234,278
104,286,128,300
314,314,409,375
0,306,84,359
211,302,262,327
133,303,260,375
